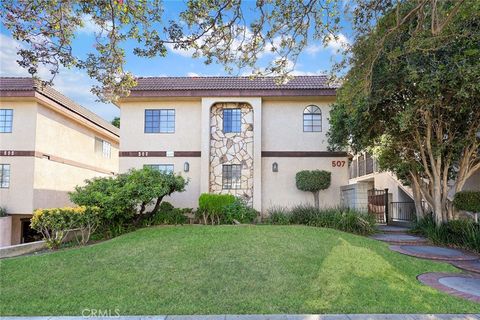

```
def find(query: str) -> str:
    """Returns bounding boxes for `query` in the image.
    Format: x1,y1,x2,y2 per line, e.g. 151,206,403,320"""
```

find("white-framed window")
0,109,13,133
222,164,242,189
95,138,111,158
145,109,175,133
0,164,11,188
303,105,322,132
145,164,174,174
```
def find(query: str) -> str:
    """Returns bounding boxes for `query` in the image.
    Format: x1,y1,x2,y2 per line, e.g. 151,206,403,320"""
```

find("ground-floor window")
144,164,174,174
222,164,242,189
0,164,10,188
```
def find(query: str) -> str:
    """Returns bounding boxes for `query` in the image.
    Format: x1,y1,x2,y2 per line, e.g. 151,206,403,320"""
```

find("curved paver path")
418,272,480,303
377,225,411,233
370,233,428,245
390,245,479,261
450,260,480,274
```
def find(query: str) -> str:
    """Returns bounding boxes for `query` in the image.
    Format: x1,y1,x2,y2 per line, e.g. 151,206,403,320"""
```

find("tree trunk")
312,191,320,209
432,175,444,225
410,175,424,221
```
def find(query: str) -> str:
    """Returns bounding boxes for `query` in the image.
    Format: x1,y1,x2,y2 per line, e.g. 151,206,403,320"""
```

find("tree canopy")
2,1,467,102
328,0,480,224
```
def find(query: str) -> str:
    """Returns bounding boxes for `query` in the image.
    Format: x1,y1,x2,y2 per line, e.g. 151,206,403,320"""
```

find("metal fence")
391,202,416,222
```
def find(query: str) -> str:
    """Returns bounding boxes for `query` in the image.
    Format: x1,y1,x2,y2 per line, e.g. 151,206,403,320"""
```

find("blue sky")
0,1,352,122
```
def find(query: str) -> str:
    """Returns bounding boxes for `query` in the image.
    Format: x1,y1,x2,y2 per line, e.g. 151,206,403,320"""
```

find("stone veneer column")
201,98,262,212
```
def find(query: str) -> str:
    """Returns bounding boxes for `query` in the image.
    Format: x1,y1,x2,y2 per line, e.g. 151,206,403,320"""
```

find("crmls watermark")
81,308,121,318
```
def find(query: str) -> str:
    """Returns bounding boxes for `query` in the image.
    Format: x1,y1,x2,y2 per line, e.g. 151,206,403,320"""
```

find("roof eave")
124,88,337,99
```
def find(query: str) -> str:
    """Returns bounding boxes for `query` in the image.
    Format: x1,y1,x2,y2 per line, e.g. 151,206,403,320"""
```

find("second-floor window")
0,109,13,133
223,108,241,133
303,105,322,132
0,164,10,188
95,138,111,158
222,164,242,189
145,109,175,133
145,164,174,174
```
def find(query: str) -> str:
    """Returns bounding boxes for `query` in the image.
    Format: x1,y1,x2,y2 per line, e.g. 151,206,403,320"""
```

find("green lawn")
1,225,479,315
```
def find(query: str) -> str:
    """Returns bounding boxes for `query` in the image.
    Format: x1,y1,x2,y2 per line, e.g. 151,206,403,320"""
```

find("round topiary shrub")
295,170,331,208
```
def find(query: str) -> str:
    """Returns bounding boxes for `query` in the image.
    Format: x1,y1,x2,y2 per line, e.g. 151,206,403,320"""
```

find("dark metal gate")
368,188,389,224
391,202,416,222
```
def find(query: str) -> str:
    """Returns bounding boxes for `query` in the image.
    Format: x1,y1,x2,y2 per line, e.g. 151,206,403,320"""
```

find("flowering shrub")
31,206,99,249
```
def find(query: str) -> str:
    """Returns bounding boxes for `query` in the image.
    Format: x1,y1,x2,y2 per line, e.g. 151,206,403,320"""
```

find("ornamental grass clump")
267,205,376,236
412,214,480,253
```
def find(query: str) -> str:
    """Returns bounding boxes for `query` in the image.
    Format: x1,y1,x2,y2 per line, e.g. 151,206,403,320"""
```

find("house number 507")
332,160,346,167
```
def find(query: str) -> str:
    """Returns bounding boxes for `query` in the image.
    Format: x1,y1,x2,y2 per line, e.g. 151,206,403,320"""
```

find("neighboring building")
0,77,119,246
342,152,480,224
119,76,349,213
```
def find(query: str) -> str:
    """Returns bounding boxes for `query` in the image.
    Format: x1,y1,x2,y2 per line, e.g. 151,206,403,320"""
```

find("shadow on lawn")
301,235,477,314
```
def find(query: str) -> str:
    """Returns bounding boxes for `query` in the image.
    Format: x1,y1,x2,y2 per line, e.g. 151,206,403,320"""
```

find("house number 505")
332,160,346,167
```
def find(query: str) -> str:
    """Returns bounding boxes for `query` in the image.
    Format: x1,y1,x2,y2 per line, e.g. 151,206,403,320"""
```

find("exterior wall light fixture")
272,162,278,172
184,162,190,172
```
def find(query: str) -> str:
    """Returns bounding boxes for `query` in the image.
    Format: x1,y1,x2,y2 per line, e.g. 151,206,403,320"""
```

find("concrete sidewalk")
1,315,479,320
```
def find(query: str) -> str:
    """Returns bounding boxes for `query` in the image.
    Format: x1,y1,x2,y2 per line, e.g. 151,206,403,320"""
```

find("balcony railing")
349,153,377,179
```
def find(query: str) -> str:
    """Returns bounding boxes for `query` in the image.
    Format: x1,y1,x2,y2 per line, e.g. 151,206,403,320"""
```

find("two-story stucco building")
0,77,119,246
119,76,348,213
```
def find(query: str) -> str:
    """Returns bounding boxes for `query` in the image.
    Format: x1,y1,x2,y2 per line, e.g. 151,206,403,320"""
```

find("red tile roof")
129,76,337,97
0,77,119,137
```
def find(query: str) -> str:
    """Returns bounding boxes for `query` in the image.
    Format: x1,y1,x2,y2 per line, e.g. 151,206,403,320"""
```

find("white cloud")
165,43,197,58
187,72,199,77
305,33,350,56
0,34,118,121
76,15,112,35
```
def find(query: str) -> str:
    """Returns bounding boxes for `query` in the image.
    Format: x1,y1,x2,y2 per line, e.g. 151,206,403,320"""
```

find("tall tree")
3,1,466,102
328,0,480,224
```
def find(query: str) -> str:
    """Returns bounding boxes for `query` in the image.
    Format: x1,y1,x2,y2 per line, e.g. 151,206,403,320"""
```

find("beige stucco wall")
0,100,38,215
261,157,349,210
1,98,119,245
119,157,201,209
0,216,12,247
0,100,38,150
35,103,119,172
120,99,202,151
119,99,203,208
32,157,114,210
262,98,335,151
120,96,348,212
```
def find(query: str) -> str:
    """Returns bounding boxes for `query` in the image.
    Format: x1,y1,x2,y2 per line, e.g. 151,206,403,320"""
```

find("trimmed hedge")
199,193,236,214
453,191,480,212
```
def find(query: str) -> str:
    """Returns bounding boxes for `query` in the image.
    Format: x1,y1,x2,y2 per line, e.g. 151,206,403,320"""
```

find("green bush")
70,167,187,237
224,199,258,224
289,204,319,225
295,170,331,208
266,205,376,235
198,193,236,224
266,206,291,225
412,214,480,253
31,206,100,249
146,202,190,225
453,191,480,212
0,207,7,217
